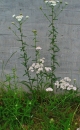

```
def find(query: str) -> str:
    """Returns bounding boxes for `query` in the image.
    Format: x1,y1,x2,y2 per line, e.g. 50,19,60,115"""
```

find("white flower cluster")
12,14,29,22
46,87,53,92
45,0,68,6
45,0,57,6
55,77,77,91
45,67,51,71
36,46,42,50
29,57,51,74
29,58,45,74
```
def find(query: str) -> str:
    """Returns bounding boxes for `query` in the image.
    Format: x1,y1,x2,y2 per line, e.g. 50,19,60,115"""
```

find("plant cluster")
55,77,77,91
0,85,80,130
10,0,70,93
0,0,80,130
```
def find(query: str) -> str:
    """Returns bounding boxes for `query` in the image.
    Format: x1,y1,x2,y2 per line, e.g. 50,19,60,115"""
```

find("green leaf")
54,61,60,66
49,23,52,27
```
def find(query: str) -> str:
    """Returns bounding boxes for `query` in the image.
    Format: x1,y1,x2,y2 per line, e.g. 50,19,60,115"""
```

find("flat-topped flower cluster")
45,0,68,6
45,77,77,92
29,57,51,74
55,77,77,91
12,14,29,22
29,46,51,74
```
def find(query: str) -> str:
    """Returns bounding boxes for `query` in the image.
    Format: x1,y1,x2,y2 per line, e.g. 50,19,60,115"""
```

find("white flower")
16,15,23,22
73,87,77,91
64,83,69,87
31,69,34,72
60,79,65,83
38,67,43,72
29,66,33,71
61,85,66,90
36,67,43,74
45,0,56,6
12,14,15,17
55,77,77,91
64,77,71,82
40,63,43,68
49,1,56,6
67,85,73,90
69,85,73,88
45,67,51,71
34,63,40,69
36,46,42,50
45,1,48,3
32,63,36,67
46,87,53,92
55,81,59,88
29,66,34,72
49,1,55,3
51,3,56,6
26,16,29,19
42,57,45,60
67,87,72,90
40,58,45,63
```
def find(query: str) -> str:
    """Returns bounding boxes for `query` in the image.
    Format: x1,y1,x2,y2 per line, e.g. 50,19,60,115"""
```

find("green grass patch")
0,86,80,130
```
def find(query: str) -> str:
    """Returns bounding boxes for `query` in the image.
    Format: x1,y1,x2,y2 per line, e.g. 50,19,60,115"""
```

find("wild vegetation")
0,1,80,130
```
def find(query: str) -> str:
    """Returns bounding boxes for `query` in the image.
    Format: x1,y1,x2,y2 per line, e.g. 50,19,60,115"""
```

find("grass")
0,84,80,130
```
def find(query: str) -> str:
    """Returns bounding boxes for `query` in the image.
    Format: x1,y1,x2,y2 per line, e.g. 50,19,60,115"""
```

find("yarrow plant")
29,30,52,90
10,2,77,95
10,14,34,91
10,17,52,92
10,1,77,94
40,0,68,88
1,1,80,130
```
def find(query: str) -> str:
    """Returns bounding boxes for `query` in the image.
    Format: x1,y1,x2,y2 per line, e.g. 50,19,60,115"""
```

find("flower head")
16,14,23,22
32,63,36,67
36,46,42,50
45,1,48,3
39,58,45,63
29,66,34,72
45,67,51,71
31,69,34,72
46,87,53,92
45,0,57,6
38,67,43,72
73,87,77,91
64,77,71,82
26,16,29,19
50,1,56,6
34,63,40,69
51,3,56,6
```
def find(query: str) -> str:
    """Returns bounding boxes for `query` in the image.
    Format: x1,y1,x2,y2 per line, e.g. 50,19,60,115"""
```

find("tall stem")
19,23,32,89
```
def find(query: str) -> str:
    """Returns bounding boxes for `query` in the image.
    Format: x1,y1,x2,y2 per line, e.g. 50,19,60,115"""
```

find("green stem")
19,23,32,89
